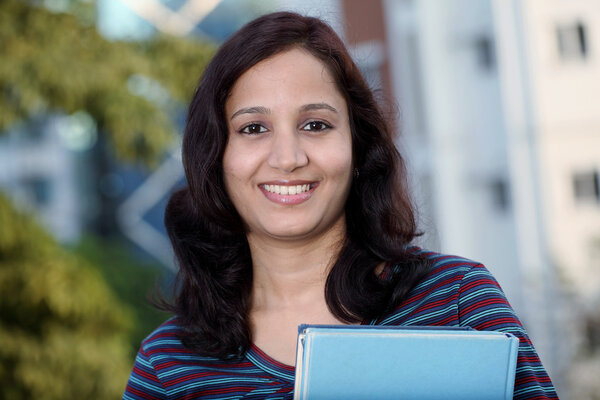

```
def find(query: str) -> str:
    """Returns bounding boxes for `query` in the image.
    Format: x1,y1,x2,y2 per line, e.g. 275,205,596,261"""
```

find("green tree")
0,194,134,399
72,235,173,353
0,0,215,165
0,1,217,398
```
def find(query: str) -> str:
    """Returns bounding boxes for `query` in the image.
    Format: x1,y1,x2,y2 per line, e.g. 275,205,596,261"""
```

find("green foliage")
0,194,135,399
0,2,219,396
0,0,215,165
73,235,173,353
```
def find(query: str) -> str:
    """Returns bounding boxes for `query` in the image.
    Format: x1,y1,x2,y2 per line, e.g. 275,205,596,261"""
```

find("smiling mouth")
261,183,316,195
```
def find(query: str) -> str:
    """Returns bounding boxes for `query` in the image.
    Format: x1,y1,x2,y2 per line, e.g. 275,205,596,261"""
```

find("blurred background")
1,0,599,398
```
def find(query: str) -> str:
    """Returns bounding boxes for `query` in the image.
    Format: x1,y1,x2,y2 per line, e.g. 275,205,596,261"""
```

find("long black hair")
162,11,430,359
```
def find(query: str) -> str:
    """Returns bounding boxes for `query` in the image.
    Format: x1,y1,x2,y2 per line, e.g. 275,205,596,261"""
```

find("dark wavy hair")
162,11,430,359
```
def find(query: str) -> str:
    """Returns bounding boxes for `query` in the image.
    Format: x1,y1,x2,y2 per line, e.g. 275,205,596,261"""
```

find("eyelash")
239,120,332,136
239,123,267,135
237,120,333,135
301,120,332,132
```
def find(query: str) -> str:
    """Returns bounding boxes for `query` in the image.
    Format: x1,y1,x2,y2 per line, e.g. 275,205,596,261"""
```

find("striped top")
123,250,558,399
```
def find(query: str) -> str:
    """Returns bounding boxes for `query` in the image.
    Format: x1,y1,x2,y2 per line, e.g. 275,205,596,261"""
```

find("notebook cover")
293,325,519,400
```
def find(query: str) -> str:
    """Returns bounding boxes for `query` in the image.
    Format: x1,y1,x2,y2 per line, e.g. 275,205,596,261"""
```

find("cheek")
222,140,261,200
313,141,353,178
335,144,354,191
222,146,244,198
332,156,353,182
223,137,247,176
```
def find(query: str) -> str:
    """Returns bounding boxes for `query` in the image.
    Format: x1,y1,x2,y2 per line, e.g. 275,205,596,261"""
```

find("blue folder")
293,325,519,400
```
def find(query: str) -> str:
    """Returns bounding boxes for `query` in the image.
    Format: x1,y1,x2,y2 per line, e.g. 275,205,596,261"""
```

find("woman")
123,12,558,400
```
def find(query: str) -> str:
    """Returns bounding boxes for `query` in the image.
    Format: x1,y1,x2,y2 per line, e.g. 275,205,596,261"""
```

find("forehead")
226,48,346,113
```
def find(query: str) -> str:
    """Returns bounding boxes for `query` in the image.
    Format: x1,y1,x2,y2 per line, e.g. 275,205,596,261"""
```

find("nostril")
267,138,308,172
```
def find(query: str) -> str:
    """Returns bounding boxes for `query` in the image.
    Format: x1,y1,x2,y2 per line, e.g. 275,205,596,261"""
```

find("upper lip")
258,179,317,186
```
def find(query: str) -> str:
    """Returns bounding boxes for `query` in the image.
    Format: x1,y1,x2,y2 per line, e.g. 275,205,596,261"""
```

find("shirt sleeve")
122,346,168,400
457,264,559,400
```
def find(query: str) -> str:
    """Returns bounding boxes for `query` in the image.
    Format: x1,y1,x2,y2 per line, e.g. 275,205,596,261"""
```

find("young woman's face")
223,48,353,242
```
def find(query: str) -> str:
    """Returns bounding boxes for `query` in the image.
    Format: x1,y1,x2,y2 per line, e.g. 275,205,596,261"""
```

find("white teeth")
263,184,312,195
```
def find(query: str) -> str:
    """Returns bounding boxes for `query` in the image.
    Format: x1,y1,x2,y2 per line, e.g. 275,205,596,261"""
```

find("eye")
302,120,331,132
240,123,268,135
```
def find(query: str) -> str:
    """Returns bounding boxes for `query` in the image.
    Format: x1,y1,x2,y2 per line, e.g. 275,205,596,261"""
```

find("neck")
247,220,346,312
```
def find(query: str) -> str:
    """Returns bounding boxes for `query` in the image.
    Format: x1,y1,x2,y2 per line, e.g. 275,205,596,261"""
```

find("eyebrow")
300,103,338,113
229,103,338,120
230,106,270,120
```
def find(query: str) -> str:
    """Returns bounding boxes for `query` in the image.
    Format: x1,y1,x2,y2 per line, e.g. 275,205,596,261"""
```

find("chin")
265,227,316,240
264,220,345,242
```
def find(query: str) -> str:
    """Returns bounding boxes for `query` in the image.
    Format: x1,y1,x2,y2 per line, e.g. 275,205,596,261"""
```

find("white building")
378,0,600,397
509,0,600,301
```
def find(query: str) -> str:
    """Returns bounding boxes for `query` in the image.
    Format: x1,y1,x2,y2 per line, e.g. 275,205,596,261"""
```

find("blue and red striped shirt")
123,250,558,399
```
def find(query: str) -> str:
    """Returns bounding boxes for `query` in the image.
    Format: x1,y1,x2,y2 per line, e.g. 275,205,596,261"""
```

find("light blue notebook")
293,325,519,400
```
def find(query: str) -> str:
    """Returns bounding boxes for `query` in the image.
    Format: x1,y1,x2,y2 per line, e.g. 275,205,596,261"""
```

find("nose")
266,130,308,173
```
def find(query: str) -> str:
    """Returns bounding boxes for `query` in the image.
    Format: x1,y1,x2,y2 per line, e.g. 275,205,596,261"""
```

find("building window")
573,170,600,203
557,21,588,60
490,178,510,211
474,36,495,70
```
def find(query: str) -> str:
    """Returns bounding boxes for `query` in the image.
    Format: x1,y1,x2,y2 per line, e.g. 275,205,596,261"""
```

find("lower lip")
259,184,318,205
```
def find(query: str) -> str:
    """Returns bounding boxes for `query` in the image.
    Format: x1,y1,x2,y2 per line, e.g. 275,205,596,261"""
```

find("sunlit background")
1,0,599,398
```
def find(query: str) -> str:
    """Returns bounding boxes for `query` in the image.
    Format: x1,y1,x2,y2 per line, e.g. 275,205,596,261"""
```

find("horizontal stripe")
122,249,558,400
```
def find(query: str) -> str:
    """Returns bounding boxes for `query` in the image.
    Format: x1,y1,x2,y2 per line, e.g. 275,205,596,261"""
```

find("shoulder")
384,249,559,398
123,318,187,399
377,248,501,326
400,248,517,329
139,317,189,357
405,247,491,292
